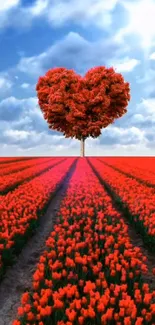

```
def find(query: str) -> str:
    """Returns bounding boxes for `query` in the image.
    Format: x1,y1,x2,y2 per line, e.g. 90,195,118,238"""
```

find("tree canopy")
36,66,130,141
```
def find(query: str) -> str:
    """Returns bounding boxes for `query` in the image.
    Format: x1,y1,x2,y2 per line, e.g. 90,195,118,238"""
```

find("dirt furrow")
0,159,78,325
87,158,155,291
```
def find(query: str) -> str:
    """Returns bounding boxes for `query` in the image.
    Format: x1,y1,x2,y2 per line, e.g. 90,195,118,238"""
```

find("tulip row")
0,158,76,278
0,157,65,194
0,157,52,176
97,157,155,172
0,157,33,166
12,158,155,325
98,157,155,187
88,158,155,249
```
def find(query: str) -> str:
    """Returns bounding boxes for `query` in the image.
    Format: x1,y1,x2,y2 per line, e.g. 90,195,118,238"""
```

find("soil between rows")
0,159,78,325
87,158,155,291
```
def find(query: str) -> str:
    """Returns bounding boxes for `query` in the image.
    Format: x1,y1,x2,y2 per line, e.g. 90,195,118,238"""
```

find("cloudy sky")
1,0,155,156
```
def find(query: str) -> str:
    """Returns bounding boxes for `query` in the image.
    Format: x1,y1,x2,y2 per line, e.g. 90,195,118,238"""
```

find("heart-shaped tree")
36,66,130,156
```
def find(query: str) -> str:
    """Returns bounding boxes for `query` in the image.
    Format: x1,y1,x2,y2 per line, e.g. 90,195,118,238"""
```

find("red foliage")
36,67,130,140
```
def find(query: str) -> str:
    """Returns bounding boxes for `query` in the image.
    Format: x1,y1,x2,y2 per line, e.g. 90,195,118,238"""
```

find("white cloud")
1,1,155,156
28,0,49,17
130,114,145,123
1,122,68,150
0,136,77,156
135,98,155,115
4,129,31,140
0,95,59,151
17,31,128,77
0,0,120,30
45,0,119,29
123,98,155,143
115,0,155,50
0,0,20,12
0,76,13,93
0,96,38,121
100,125,146,146
0,0,20,29
113,57,140,72
21,83,30,89
149,52,155,60
17,53,46,76
135,68,155,97
0,94,155,155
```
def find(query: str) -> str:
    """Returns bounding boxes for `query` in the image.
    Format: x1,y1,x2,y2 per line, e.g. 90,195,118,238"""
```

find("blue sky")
1,0,155,156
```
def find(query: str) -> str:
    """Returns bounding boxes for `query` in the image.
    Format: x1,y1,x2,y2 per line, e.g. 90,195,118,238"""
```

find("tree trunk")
80,138,85,157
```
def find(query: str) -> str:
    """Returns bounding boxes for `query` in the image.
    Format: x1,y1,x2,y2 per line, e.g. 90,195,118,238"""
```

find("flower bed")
0,158,76,278
88,158,155,250
12,158,155,325
0,157,65,193
0,157,52,176
98,157,155,187
0,157,32,166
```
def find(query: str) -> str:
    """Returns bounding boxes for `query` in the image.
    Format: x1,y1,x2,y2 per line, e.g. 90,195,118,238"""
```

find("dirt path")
0,159,78,325
87,158,155,291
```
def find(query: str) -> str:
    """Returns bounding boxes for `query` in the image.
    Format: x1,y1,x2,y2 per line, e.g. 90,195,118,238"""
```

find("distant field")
0,156,155,325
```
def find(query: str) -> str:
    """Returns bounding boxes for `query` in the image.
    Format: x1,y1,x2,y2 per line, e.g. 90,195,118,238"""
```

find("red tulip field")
0,157,155,325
